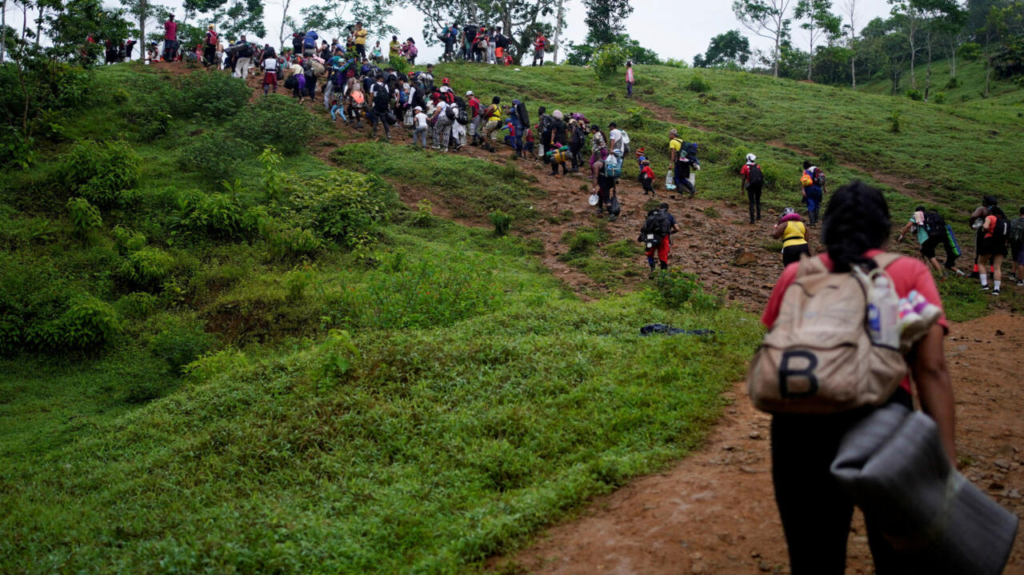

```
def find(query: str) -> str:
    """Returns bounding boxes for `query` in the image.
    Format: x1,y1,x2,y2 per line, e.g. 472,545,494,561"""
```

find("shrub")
653,270,722,311
226,96,320,155
664,58,689,69
704,207,719,219
293,171,398,243
60,140,141,207
905,89,923,101
889,109,901,133
117,248,176,290
123,106,172,140
686,74,712,92
184,193,245,237
593,44,628,80
24,295,122,352
67,197,102,240
944,77,961,90
563,228,602,259
177,132,253,180
112,225,146,254
258,146,287,201
625,106,650,130
149,317,217,375
409,199,434,228
261,220,323,261
169,72,250,120
933,91,947,104
116,292,160,319
489,210,513,236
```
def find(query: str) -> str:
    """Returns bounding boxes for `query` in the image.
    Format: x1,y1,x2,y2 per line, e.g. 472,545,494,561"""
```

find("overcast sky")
14,0,897,64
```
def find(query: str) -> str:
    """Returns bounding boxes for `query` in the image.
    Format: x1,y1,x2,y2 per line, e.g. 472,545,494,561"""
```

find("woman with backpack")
760,181,956,574
978,206,1009,296
771,208,809,266
568,119,586,173
896,207,964,278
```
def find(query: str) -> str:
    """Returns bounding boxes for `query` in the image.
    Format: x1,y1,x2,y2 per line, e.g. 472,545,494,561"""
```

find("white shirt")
414,112,428,129
264,57,277,72
609,128,623,152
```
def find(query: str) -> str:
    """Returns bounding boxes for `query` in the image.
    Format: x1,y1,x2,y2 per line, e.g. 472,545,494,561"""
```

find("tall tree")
277,0,289,49
120,0,166,59
842,0,858,87
552,0,564,63
795,0,842,80
888,0,924,89
582,0,631,46
733,0,794,77
183,0,264,40
918,0,964,99
694,30,752,67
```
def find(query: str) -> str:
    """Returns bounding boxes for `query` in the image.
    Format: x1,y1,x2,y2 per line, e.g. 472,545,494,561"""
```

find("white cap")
466,90,474,96
746,153,756,163
414,106,422,111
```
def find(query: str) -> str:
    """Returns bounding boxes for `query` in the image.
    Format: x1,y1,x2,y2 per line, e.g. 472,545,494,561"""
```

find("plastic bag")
588,193,599,206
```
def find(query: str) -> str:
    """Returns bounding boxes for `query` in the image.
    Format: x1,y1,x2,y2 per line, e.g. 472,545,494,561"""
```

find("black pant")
781,244,810,266
771,389,916,575
203,45,215,67
551,161,567,175
747,184,763,223
369,109,390,137
356,44,366,58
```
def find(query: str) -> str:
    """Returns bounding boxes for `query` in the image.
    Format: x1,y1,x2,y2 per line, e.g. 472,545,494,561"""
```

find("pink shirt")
761,250,948,392
626,68,634,82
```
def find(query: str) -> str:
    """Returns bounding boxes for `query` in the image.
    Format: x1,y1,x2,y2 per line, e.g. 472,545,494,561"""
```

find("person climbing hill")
771,208,809,266
639,203,680,277
800,160,825,227
740,153,764,224
897,207,963,278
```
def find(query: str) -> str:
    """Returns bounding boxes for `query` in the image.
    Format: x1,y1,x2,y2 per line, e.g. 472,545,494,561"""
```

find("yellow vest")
781,221,808,248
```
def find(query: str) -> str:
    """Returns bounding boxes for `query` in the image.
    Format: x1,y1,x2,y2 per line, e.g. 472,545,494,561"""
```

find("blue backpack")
604,156,622,179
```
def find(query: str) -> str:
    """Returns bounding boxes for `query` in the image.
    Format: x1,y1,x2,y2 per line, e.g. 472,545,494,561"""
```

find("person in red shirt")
532,34,546,66
163,15,178,61
639,160,655,195
761,181,956,574
466,91,482,146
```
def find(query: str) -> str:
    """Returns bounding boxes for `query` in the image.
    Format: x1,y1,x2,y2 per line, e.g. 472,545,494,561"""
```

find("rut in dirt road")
493,312,1024,575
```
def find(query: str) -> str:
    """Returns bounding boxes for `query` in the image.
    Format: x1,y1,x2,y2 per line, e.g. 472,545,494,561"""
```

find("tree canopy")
694,30,752,68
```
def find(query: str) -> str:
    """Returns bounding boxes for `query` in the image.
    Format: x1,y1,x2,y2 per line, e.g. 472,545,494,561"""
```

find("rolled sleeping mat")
831,403,1018,575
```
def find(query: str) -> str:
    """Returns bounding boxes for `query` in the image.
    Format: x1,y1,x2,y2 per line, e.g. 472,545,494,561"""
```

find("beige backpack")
748,253,907,414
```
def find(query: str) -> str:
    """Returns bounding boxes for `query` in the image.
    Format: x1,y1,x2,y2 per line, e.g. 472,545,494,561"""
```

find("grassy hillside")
435,61,1024,221
0,63,764,572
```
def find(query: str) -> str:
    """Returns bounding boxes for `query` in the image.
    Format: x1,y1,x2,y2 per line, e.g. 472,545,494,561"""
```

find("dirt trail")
635,99,935,202
493,312,1024,574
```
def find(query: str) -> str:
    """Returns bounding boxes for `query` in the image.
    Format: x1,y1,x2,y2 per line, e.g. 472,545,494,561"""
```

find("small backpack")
813,167,826,188
923,211,946,237
990,215,1010,243
748,164,764,187
207,31,218,46
1009,217,1024,246
456,109,469,125
445,105,455,121
747,254,908,414
640,209,673,248
604,156,622,179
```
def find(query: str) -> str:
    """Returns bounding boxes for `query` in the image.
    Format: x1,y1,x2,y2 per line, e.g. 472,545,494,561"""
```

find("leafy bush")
149,317,217,375
66,197,102,240
905,89,923,101
686,73,712,92
112,225,146,254
292,171,398,243
593,44,628,80
561,228,604,259
664,58,689,69
626,106,650,130
489,210,513,236
653,270,722,312
123,106,172,140
409,199,435,228
183,193,246,237
225,96,320,155
261,220,323,261
177,132,252,180
116,292,160,318
21,295,122,353
933,92,947,104
944,77,961,90
60,140,141,207
169,72,250,120
117,248,176,290
889,109,901,133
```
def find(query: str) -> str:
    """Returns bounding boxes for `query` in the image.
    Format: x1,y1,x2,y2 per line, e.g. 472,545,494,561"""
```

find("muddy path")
492,312,1024,574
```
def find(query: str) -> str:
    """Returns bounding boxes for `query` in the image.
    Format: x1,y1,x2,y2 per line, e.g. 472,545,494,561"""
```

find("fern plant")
66,197,102,240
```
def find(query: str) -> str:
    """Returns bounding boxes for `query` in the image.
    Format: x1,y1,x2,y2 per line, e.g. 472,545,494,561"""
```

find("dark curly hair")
821,180,891,273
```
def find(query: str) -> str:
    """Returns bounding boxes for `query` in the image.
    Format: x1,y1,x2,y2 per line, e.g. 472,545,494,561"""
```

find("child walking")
626,60,634,98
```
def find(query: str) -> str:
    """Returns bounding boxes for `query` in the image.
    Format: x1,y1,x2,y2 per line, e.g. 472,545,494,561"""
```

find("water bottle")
871,275,899,348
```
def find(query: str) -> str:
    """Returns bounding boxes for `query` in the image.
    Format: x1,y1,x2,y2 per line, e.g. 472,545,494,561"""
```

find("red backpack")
207,31,218,46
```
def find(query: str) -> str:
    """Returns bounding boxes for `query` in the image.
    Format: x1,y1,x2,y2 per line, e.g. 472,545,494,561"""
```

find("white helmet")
746,153,757,163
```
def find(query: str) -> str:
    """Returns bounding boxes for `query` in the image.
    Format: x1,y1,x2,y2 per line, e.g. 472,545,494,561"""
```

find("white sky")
7,0,896,64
